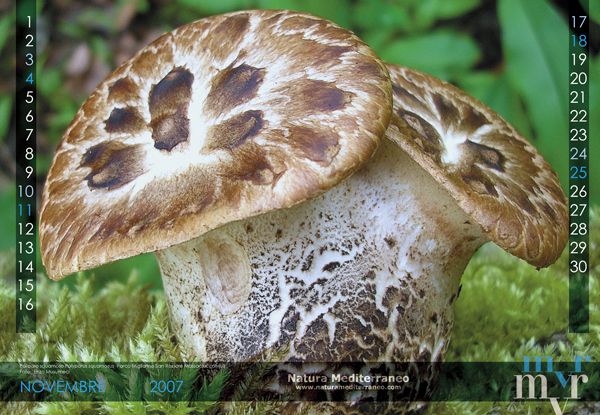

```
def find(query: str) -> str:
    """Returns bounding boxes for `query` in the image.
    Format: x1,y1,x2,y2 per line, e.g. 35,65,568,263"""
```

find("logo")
515,355,591,415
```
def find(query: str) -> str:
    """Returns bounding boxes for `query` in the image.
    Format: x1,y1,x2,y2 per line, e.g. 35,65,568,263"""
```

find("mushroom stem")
156,139,487,362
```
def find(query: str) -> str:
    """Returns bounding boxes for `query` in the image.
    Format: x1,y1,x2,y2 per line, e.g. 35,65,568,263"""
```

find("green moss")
447,207,599,363
0,271,222,414
428,207,600,414
1,208,598,414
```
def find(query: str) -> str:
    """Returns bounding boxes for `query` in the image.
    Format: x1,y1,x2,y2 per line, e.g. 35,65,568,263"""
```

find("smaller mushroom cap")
39,10,392,279
385,64,567,267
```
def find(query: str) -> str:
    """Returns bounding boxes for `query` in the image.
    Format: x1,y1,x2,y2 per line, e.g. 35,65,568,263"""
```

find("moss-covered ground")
0,208,598,414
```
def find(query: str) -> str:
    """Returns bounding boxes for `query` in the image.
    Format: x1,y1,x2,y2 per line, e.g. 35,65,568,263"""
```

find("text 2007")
150,380,184,394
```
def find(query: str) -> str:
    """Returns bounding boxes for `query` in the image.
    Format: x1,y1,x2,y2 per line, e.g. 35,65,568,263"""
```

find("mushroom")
39,10,391,355
155,64,567,363
40,9,568,408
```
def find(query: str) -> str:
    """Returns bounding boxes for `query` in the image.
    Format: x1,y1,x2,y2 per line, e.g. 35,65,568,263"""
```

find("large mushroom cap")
385,64,567,267
40,10,392,279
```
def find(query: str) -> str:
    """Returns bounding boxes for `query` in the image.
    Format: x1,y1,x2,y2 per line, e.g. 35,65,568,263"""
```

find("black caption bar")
568,2,590,333
0,361,598,402
15,0,37,333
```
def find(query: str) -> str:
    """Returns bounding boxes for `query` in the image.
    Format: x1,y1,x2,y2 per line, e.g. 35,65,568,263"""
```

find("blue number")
572,34,587,47
149,380,184,394
18,204,32,217
570,166,588,179
26,73,33,84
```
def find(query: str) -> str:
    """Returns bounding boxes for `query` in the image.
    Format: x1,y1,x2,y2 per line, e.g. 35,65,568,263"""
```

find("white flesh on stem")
156,139,487,362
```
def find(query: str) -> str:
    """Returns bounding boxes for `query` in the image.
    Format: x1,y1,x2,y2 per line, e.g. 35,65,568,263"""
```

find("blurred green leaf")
58,19,87,39
498,0,568,188
176,0,252,15
258,0,352,28
75,8,120,35
0,188,15,251
138,0,150,13
380,30,480,79
413,0,481,30
423,0,481,20
37,66,63,99
36,154,53,177
0,13,13,55
122,0,150,14
38,61,81,145
0,95,12,143
580,0,600,25
36,0,45,15
354,0,480,33
0,247,15,278
47,103,78,139
459,71,533,139
90,36,112,65
362,29,395,53
352,0,410,32
15,0,35,26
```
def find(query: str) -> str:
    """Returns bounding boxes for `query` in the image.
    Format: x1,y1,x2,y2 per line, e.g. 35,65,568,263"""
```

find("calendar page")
2,1,598,414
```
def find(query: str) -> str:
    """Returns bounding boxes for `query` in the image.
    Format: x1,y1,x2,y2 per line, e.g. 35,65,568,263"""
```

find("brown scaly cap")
40,10,392,279
385,64,567,267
